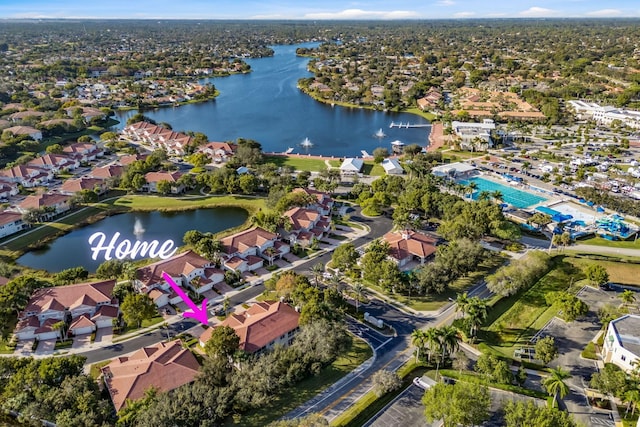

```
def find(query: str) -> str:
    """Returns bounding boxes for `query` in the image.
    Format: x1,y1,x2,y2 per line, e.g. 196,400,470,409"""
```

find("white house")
431,162,476,178
602,314,640,373
4,126,43,141
0,211,27,239
451,119,496,150
381,158,404,175
340,158,364,175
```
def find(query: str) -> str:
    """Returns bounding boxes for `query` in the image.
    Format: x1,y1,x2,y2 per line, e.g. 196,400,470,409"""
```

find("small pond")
17,207,248,273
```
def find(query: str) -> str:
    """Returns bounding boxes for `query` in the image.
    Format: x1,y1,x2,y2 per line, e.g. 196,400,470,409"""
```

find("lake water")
112,43,431,157
17,207,248,273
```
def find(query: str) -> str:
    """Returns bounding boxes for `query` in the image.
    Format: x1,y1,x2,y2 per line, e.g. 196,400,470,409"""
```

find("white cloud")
454,11,475,18
585,9,623,17
519,7,558,17
303,9,418,19
437,0,455,6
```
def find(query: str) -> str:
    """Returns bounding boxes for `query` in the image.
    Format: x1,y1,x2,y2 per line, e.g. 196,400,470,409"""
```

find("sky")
0,0,639,20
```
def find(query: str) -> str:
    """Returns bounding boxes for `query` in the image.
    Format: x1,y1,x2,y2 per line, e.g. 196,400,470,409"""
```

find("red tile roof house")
383,230,438,268
0,211,27,239
89,164,124,180
135,250,224,307
220,226,289,272
62,142,104,162
143,171,185,194
198,141,237,163
0,181,19,199
122,122,194,156
199,301,300,355
292,187,334,216
12,193,72,221
27,153,80,173
59,177,109,196
3,125,43,141
0,164,53,187
101,340,200,412
14,279,118,341
283,206,331,239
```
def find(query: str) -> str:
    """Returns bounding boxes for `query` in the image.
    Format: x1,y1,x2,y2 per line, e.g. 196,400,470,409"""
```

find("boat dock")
361,150,372,158
284,147,294,154
389,121,431,129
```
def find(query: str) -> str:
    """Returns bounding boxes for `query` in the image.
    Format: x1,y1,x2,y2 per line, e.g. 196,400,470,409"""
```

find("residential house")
13,193,72,220
199,141,237,163
144,171,185,194
283,206,331,248
0,164,53,187
118,153,148,166
135,250,222,306
0,181,19,199
0,211,27,238
383,230,438,267
451,119,496,150
14,279,118,341
220,226,288,272
101,340,200,411
123,121,194,156
339,158,364,176
90,165,124,180
8,110,45,122
59,177,108,196
63,142,104,162
27,153,79,173
292,188,334,215
381,158,404,175
602,314,640,373
3,125,42,141
199,301,300,354
65,106,106,122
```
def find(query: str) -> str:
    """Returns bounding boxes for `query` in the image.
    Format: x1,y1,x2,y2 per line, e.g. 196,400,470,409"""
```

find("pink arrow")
162,271,209,326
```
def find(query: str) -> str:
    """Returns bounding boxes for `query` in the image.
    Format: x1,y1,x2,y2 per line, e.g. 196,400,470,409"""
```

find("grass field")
361,160,385,176
234,337,372,427
577,237,640,249
564,256,640,285
263,155,329,172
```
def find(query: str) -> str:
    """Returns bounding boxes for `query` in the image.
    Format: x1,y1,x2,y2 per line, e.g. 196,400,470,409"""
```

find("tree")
121,293,157,328
535,336,559,365
353,283,366,313
411,329,426,362
156,179,172,195
96,259,124,279
372,147,389,163
46,143,63,154
503,400,579,427
620,290,637,307
452,351,470,373
542,366,571,408
204,325,240,359
590,363,627,398
309,262,324,288
52,320,67,342
330,243,359,272
584,264,609,287
423,382,491,427
371,370,402,397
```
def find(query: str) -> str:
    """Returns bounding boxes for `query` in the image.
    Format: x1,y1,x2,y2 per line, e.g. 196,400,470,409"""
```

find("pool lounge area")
459,176,548,209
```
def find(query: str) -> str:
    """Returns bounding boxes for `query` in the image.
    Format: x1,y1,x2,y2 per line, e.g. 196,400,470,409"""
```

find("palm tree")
353,283,366,313
411,329,426,362
465,181,478,199
466,297,488,338
423,328,440,364
455,292,470,319
491,190,503,204
620,290,637,307
310,262,325,288
542,366,571,408
623,389,640,416
329,272,342,295
52,320,67,343
438,325,460,364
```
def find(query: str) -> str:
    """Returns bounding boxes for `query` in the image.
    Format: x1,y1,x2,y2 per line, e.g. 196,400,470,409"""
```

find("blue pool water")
459,177,547,208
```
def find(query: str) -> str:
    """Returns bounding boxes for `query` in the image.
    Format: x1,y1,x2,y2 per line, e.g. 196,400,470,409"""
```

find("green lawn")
564,256,640,285
577,236,640,249
403,107,438,122
329,160,342,168
479,258,581,356
233,337,372,427
263,155,329,172
361,160,385,176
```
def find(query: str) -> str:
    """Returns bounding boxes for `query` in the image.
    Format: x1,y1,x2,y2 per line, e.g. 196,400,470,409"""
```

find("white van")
413,376,435,390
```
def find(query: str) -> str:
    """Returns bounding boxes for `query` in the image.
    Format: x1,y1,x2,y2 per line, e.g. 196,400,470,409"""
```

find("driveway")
35,339,56,355
14,339,34,356
72,334,91,350
95,327,113,344
538,286,617,427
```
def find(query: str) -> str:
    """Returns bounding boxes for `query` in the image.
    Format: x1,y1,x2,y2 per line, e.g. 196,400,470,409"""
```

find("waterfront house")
144,171,185,193
381,158,404,175
0,211,26,239
101,341,200,412
383,230,437,267
13,193,72,220
14,279,118,341
199,301,300,354
199,141,237,163
60,177,108,196
339,158,364,176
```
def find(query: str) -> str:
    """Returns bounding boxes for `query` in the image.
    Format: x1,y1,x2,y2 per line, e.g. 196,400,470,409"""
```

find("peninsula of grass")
0,193,265,260
263,154,330,172
233,336,372,427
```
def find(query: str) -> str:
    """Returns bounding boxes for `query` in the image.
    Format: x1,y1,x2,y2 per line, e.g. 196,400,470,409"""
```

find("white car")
413,377,431,390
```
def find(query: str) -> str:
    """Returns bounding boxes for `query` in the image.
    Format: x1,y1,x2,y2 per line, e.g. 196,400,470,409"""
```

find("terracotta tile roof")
0,211,22,226
60,177,104,193
92,305,119,319
144,171,182,183
245,255,264,266
220,226,276,255
0,276,9,287
35,318,59,334
292,187,332,205
200,301,300,353
22,280,116,317
0,164,48,179
90,165,124,179
18,193,71,210
118,153,148,165
69,313,95,331
27,154,74,169
16,315,39,330
383,230,437,262
283,207,320,231
136,250,211,287
63,142,100,155
224,256,246,269
101,341,200,411
4,125,41,136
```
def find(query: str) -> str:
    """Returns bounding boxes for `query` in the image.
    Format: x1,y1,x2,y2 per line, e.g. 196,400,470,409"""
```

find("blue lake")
112,43,431,157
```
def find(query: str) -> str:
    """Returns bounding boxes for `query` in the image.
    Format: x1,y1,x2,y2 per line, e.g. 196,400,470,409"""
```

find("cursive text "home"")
88,232,177,261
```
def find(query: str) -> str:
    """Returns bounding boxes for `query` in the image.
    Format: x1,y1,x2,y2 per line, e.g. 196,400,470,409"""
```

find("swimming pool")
458,177,547,208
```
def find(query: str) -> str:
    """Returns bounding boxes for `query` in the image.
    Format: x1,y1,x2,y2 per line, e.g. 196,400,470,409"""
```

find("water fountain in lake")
300,137,314,148
133,218,145,240
375,128,386,138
